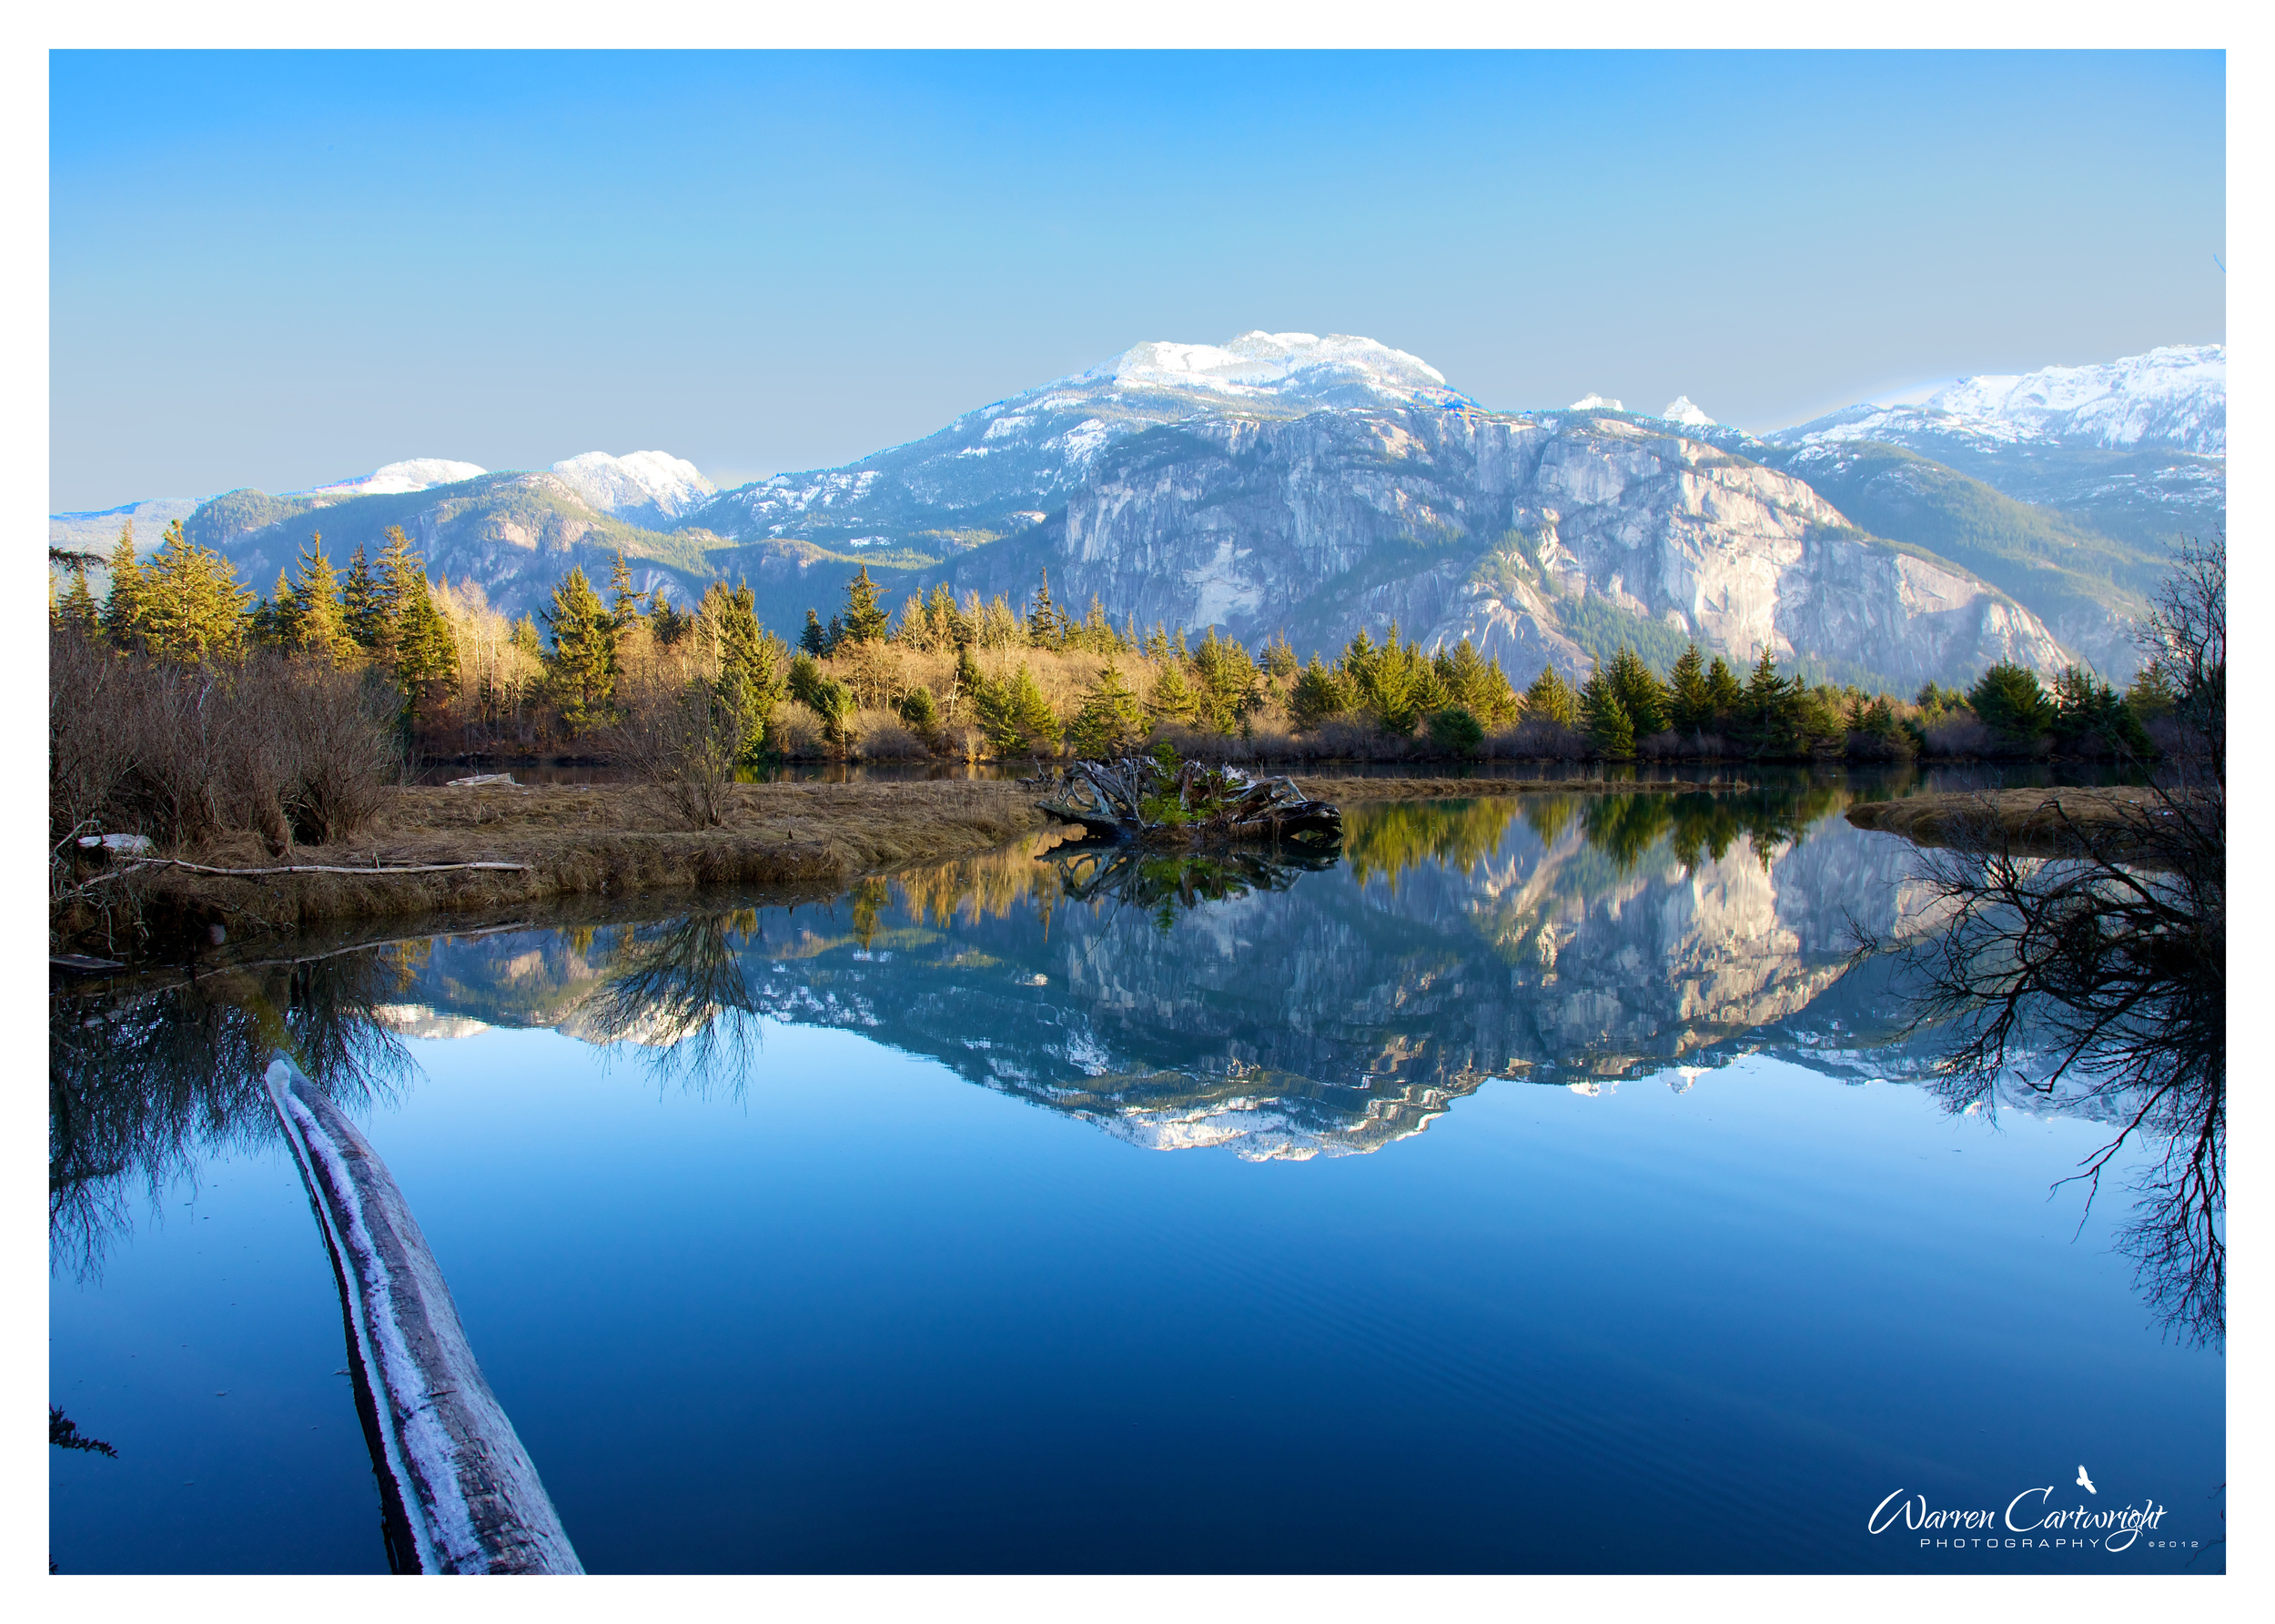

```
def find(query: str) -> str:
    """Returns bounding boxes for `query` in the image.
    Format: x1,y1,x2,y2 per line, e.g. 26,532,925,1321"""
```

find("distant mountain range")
54,335,2224,688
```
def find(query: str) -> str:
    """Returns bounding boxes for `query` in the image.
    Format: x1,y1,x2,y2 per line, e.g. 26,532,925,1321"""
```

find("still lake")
49,774,2224,1574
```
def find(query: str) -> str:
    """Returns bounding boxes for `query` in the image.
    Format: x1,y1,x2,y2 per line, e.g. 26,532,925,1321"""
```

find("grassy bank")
56,772,1754,961
1843,787,2184,860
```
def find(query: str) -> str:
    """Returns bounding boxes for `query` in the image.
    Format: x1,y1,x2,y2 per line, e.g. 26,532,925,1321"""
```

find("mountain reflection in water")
52,786,1915,1213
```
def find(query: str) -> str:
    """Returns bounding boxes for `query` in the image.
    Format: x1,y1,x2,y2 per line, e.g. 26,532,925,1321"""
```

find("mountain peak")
549,450,716,521
1660,396,1715,429
1922,343,2224,453
1078,331,1456,406
297,459,487,499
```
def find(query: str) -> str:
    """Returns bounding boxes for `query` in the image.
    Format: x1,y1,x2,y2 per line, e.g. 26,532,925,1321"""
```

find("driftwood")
94,857,531,882
267,1056,583,1574
1037,757,1342,846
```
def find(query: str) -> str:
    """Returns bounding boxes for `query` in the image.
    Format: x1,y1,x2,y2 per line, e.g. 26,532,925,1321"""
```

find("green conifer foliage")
141,519,251,662
1026,570,1064,650
1440,638,1519,724
1067,665,1146,757
1704,655,1745,720
696,582,787,759
597,550,637,631
1605,646,1669,736
840,566,889,645
1667,644,1712,731
1581,668,1635,758
800,608,832,656
1289,656,1351,729
1188,630,1260,734
392,574,460,724
1523,664,1581,727
1147,661,1198,726
57,558,100,635
1967,661,2056,741
542,565,619,734
998,663,1063,753
99,520,147,648
341,547,386,652
787,651,857,755
951,644,987,723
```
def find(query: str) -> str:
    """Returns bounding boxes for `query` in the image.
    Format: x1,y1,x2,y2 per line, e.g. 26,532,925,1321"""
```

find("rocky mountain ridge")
57,334,2222,686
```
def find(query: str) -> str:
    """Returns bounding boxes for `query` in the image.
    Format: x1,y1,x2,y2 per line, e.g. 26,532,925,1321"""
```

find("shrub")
1425,706,1485,757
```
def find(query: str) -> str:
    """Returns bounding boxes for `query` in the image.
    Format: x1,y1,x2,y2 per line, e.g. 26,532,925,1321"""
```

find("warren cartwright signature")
1869,1488,2169,1552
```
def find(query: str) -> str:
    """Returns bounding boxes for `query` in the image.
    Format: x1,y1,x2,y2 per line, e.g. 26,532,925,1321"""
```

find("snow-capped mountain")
1659,396,1715,429
296,458,490,499
1770,343,2225,457
1080,330,1468,408
548,450,717,527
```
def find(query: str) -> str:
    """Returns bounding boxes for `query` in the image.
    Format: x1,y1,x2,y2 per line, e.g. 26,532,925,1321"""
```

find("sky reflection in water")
50,787,2225,1574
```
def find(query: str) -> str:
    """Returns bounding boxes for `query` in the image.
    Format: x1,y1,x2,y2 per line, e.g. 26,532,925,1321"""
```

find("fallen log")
266,1056,583,1574
106,857,531,881
1036,756,1342,845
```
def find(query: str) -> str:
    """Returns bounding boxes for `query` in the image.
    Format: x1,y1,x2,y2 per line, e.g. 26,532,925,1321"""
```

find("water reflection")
49,950,417,1280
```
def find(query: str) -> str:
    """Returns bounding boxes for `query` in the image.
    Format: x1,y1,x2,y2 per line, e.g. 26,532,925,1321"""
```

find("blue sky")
50,49,2224,509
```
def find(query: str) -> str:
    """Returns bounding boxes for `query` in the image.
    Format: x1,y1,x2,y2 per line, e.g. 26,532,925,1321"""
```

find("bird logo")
2077,1466,2098,1495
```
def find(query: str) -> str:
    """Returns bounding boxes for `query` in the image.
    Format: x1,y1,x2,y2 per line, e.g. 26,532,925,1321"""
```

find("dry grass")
64,780,1077,954
1845,788,2180,857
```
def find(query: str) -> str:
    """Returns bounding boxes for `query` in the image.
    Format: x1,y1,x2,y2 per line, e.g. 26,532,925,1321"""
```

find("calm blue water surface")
49,786,2224,1573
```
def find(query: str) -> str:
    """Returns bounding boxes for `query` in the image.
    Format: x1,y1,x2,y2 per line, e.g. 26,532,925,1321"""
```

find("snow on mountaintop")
1660,397,1716,429
1569,393,1623,411
1921,345,2224,452
297,459,488,498
1773,344,2225,456
1078,331,1459,406
549,450,717,521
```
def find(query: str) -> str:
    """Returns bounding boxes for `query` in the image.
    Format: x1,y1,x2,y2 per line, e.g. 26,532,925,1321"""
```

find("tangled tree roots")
1036,756,1343,846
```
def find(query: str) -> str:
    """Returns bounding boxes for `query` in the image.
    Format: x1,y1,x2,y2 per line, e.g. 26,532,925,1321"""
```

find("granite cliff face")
930,402,2069,686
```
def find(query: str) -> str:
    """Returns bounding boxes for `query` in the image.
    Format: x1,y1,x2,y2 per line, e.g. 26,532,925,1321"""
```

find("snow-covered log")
265,1056,583,1575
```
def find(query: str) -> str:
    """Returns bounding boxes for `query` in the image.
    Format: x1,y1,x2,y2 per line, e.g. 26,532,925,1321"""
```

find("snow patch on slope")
1077,330,1460,406
1659,396,1715,429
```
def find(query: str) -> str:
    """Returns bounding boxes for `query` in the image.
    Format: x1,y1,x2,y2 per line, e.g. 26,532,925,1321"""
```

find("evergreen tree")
57,557,100,636
951,643,988,723
509,614,546,660
787,651,857,755
1144,624,1172,662
1580,668,1635,758
1289,655,1351,729
1261,632,1299,680
391,573,460,726
342,547,387,651
1522,665,1580,727
607,550,646,631
141,519,251,662
1605,646,1669,736
1667,644,1713,731
1742,649,1795,745
98,520,147,648
799,608,832,657
258,572,294,649
1026,570,1064,650
695,582,787,760
542,565,619,734
1188,629,1260,734
983,663,1061,753
649,588,689,647
840,566,889,645
1704,655,1745,720
1440,638,1518,725
1967,661,2056,741
1148,661,1198,727
2124,661,2180,721
1067,665,1146,757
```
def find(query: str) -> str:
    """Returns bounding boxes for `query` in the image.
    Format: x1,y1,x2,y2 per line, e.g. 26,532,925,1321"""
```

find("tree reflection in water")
49,948,417,1280
576,910,769,1096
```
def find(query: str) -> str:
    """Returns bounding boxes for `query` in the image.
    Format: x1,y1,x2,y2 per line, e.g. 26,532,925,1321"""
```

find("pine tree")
839,567,889,646
342,547,386,651
800,608,832,657
978,662,1061,754
1605,646,1669,737
57,558,100,636
606,550,646,631
1068,665,1146,757
1523,665,1580,727
695,582,786,759
1289,655,1350,729
509,614,545,660
391,574,460,725
1967,661,2056,741
260,571,296,649
1148,661,1197,727
1704,655,1744,721
1144,624,1172,662
650,588,689,647
1580,667,1635,758
542,566,618,734
1667,644,1712,731
787,651,857,755
950,643,988,724
99,520,147,648
1026,570,1063,650
369,526,426,663
141,519,251,661
1742,650,1796,751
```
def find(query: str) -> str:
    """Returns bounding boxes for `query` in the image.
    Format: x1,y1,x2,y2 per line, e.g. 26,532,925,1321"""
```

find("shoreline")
56,773,1762,963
